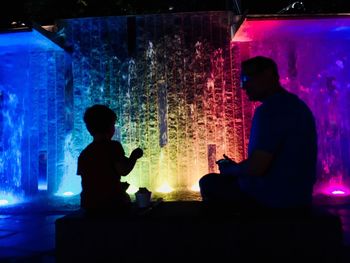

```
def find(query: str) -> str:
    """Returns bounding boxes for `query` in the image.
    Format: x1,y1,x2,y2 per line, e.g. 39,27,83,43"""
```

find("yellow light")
126,185,139,194
156,183,173,193
190,183,200,192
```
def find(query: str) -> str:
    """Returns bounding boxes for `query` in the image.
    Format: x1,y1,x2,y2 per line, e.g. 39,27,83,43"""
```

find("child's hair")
83,104,117,136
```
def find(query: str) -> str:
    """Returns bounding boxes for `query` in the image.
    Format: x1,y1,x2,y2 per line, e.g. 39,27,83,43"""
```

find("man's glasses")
240,74,251,87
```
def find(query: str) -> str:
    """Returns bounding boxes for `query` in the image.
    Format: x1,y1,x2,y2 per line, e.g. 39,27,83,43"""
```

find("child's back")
77,104,143,214
78,140,129,210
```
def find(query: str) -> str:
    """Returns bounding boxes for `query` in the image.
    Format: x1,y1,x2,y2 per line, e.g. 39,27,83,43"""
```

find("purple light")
232,16,350,197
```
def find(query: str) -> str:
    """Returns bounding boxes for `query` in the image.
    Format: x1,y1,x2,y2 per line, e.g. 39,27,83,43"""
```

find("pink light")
321,184,350,197
331,190,346,195
232,19,282,42
232,17,350,43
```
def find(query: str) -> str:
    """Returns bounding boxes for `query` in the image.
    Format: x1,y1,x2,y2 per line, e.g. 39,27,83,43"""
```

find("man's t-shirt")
77,140,128,210
238,90,318,208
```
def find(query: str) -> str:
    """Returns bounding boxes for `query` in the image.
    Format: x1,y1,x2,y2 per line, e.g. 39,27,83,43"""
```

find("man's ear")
264,68,279,83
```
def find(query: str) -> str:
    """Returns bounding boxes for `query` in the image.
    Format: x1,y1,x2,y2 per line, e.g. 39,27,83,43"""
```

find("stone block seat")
55,201,343,263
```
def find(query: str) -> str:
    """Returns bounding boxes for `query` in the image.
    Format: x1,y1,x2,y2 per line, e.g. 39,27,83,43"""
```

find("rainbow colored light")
1,14,350,204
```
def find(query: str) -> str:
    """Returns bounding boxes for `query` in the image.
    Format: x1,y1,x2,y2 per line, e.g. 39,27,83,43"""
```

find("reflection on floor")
0,191,350,262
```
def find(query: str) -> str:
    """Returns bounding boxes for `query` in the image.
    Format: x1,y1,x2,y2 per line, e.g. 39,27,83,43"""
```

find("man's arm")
244,149,274,177
219,150,273,177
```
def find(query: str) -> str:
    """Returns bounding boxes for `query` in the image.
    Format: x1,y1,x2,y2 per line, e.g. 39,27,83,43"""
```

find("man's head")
241,56,281,101
83,104,116,138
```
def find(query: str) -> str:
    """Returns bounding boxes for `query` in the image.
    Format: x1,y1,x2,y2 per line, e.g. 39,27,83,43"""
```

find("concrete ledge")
55,201,343,262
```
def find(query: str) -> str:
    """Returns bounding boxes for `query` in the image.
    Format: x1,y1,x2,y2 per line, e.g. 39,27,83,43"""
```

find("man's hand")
216,154,238,175
216,154,234,164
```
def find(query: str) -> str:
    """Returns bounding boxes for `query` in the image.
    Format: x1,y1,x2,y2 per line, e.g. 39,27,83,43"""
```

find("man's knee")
199,173,218,190
199,174,213,187
199,174,208,188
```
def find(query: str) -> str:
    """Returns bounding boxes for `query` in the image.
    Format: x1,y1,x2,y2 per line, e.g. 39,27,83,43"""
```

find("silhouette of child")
77,104,143,214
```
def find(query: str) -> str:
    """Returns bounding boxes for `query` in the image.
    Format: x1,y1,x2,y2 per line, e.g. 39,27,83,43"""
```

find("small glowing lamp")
126,185,139,194
0,199,9,206
156,183,173,193
38,183,48,191
62,191,74,196
0,193,21,206
190,183,200,192
322,183,350,197
331,190,346,195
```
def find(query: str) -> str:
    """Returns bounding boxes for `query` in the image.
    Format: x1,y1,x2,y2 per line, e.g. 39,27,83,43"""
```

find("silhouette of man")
199,56,318,212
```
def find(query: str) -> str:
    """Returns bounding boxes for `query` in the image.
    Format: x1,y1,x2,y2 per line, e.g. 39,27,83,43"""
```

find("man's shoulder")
262,91,309,111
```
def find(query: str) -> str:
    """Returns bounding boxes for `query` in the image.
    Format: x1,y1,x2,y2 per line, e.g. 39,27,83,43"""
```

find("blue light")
0,28,65,201
62,192,75,197
0,192,22,206
0,200,9,206
0,30,62,54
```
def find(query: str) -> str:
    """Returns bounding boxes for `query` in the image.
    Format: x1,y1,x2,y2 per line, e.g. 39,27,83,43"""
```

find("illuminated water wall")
233,17,350,195
0,29,69,203
57,12,251,195
2,13,350,204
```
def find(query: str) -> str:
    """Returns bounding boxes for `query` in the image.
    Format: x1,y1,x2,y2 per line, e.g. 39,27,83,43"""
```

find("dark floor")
0,191,350,262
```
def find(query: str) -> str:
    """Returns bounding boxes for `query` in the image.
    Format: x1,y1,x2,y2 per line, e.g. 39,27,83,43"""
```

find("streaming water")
233,17,350,194
2,14,350,208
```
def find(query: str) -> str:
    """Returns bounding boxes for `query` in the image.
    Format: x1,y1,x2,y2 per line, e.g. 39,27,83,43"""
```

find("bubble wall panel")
57,12,252,195
0,30,67,203
233,17,350,195
2,13,350,203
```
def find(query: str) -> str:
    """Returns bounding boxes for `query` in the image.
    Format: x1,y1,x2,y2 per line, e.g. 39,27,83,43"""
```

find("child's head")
83,104,116,138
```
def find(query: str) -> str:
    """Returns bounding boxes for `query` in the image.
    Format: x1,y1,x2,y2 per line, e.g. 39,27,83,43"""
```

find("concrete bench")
55,201,343,262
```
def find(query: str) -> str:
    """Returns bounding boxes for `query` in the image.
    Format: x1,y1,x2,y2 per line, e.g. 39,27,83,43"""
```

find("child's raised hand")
131,148,143,159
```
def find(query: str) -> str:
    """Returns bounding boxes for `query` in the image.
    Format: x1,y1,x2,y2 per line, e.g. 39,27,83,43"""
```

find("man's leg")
199,173,240,202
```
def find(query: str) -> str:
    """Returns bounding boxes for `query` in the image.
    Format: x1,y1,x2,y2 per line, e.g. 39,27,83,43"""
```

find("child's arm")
115,147,143,176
